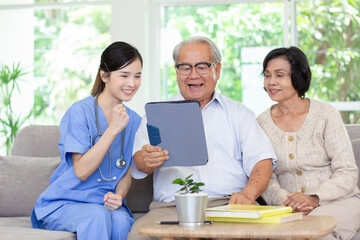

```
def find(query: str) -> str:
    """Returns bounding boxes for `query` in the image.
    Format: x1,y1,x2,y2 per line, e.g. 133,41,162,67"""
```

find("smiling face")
101,58,142,102
175,43,221,109
263,57,298,103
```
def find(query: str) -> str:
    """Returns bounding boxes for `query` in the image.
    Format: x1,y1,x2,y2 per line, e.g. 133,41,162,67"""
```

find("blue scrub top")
32,95,141,227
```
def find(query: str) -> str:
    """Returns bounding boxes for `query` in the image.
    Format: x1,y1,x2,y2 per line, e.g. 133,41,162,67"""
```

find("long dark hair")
91,41,143,96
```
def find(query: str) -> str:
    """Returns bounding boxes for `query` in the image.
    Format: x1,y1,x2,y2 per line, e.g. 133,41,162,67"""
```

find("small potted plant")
172,174,208,228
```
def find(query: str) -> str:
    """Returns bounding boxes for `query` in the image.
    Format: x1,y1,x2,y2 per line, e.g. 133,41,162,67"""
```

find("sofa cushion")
0,155,60,217
0,216,32,228
346,124,360,141
127,174,154,214
12,125,60,157
351,138,360,189
0,226,76,240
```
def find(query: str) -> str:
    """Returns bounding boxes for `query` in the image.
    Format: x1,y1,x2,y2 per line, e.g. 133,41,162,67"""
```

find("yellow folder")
206,204,293,218
207,212,303,224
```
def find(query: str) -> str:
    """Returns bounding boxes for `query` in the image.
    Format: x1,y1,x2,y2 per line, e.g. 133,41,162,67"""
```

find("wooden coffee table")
138,215,336,240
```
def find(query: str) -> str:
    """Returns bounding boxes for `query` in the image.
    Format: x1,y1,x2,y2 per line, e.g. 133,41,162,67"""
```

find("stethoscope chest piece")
116,158,126,169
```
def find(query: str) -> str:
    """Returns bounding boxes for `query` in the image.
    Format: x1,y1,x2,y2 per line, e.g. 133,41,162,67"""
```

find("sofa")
0,124,359,239
0,125,153,240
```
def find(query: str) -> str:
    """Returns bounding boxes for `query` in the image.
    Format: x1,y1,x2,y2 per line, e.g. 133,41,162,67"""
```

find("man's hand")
134,144,169,174
103,192,123,211
228,159,272,205
283,192,319,215
228,192,255,205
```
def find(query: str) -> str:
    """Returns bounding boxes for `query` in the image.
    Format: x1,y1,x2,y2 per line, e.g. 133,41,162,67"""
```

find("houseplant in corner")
0,62,48,155
172,174,208,228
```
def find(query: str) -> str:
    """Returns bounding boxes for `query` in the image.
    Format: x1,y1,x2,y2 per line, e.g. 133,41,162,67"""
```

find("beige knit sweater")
257,98,359,206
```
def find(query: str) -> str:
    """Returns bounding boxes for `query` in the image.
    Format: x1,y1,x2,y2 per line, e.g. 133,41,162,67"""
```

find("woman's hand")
283,192,319,215
103,192,123,211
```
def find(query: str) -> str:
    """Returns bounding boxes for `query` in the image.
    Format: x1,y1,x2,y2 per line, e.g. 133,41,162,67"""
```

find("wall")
111,0,162,116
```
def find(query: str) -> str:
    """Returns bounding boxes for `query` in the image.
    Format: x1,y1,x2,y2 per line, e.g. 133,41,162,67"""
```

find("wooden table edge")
138,215,337,240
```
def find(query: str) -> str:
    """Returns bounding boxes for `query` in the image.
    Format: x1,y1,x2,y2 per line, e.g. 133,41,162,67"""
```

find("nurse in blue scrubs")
31,41,143,240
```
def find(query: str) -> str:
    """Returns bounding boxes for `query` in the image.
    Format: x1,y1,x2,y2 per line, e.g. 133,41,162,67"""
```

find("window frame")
1,0,359,114
151,0,360,112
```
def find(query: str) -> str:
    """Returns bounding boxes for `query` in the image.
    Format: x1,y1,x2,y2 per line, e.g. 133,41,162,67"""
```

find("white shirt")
132,91,277,202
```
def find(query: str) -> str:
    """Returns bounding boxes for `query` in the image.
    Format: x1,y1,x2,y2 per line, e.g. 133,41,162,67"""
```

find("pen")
156,221,212,225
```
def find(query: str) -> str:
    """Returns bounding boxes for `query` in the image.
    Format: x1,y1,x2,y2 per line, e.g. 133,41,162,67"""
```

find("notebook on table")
206,204,293,218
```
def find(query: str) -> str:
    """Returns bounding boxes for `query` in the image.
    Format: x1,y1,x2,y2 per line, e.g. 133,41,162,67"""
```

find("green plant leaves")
172,174,205,194
0,62,45,155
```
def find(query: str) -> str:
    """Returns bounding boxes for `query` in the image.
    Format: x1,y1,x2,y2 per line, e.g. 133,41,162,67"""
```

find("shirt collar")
173,90,223,110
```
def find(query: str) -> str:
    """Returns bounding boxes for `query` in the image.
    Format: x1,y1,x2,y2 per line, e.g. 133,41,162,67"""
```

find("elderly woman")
257,46,360,240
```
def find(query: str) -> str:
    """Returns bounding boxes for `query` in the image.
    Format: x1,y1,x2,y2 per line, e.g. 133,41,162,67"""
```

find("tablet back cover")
145,100,208,168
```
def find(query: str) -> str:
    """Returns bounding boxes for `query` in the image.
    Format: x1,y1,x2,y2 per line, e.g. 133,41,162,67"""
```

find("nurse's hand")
103,192,123,211
109,104,129,135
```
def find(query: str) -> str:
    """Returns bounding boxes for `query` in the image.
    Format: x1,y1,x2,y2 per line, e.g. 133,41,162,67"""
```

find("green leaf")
189,186,200,193
172,174,205,193
186,179,194,184
172,178,184,184
185,174,193,180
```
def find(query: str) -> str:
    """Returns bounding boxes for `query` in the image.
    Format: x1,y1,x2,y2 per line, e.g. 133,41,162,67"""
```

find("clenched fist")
103,192,123,211
109,104,129,135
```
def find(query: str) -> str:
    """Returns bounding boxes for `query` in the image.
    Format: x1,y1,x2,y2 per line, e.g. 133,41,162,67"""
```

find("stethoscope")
94,94,126,183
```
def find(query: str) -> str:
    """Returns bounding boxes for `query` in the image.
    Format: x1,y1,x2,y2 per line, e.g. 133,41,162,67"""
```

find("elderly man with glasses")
128,36,277,240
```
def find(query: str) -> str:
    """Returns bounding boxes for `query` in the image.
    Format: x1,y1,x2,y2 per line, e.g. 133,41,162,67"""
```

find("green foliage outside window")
162,0,360,123
11,0,358,127
163,3,283,102
33,5,110,124
297,0,360,123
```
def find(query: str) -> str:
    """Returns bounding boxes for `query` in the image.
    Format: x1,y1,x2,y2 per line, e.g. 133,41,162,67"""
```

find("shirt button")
288,136,294,141
289,153,294,159
296,170,302,176
301,187,306,193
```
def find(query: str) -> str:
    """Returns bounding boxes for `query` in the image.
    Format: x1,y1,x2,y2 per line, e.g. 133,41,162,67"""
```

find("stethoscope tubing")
93,94,126,182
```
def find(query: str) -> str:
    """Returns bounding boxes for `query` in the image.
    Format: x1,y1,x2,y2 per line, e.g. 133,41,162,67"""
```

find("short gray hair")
172,36,222,63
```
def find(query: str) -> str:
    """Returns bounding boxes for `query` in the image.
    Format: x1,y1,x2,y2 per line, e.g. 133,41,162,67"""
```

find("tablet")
145,100,208,168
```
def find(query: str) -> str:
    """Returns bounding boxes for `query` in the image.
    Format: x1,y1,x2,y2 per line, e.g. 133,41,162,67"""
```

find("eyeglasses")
175,62,217,76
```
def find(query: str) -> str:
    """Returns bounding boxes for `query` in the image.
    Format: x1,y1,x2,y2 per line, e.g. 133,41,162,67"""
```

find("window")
0,1,110,124
160,0,360,123
296,0,360,123
0,0,110,154
1,0,359,154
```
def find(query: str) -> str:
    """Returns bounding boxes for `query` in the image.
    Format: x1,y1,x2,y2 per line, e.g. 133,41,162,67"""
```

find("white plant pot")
174,192,208,228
